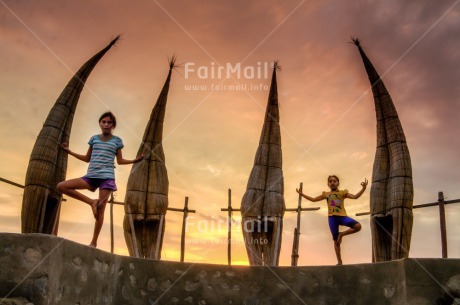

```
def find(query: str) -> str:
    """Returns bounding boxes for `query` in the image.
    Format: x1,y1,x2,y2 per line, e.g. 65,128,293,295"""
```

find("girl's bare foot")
91,200,99,219
336,261,343,266
89,243,97,248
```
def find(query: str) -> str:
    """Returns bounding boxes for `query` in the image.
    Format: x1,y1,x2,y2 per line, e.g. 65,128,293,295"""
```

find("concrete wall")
1,233,459,305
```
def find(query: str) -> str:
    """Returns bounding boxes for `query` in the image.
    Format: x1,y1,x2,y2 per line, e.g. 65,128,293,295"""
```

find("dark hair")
99,111,116,128
327,175,340,184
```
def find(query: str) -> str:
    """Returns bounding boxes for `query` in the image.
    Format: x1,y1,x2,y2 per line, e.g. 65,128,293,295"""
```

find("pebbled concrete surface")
1,233,459,305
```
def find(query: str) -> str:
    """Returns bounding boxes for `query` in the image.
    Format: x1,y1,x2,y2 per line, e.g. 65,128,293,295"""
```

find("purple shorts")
328,216,359,240
81,177,117,192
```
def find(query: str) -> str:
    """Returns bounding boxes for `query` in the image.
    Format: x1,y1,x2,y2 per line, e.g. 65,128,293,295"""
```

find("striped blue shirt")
86,135,124,179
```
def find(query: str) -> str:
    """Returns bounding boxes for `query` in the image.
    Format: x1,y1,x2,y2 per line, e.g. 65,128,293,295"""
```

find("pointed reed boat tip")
350,36,361,47
168,54,179,69
272,61,281,71
108,35,121,47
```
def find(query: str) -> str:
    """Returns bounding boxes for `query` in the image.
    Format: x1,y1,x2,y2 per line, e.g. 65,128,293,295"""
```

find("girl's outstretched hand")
134,154,145,163
61,143,70,153
296,188,302,195
361,178,368,189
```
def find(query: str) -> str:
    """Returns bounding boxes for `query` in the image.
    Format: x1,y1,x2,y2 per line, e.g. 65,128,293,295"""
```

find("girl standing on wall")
58,111,144,248
296,175,367,265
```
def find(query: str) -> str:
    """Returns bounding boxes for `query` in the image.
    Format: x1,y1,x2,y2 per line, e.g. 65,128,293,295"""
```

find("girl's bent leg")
89,189,112,247
57,178,98,219
337,223,361,244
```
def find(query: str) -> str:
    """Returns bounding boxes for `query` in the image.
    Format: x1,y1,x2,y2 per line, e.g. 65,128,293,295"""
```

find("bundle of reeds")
123,57,176,259
240,63,285,266
21,36,119,234
352,38,413,262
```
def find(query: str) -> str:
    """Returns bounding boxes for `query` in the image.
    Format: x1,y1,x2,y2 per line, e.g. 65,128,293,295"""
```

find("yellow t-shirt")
322,189,348,216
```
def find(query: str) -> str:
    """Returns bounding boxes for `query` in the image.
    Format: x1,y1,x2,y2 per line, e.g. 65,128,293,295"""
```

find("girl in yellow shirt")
296,175,368,265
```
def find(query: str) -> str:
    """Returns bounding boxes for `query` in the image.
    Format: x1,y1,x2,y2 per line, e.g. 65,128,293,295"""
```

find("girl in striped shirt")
58,112,144,247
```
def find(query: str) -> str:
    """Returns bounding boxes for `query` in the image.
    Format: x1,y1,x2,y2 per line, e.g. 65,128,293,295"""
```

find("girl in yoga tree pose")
58,111,144,248
296,175,368,265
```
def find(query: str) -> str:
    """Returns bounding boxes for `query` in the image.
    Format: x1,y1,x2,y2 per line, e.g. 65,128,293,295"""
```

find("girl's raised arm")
61,143,92,163
296,188,324,202
346,178,368,199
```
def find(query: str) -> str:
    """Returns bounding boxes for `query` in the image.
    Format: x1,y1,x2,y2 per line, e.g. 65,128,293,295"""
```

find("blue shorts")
81,177,117,192
328,216,359,240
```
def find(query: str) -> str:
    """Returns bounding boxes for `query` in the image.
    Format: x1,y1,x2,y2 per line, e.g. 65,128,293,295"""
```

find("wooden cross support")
285,182,320,266
168,197,196,263
220,189,240,266
0,177,25,189
356,191,460,258
0,177,67,202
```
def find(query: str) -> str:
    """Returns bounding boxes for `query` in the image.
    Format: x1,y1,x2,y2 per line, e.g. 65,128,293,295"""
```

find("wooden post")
438,192,448,258
37,189,49,233
155,214,165,259
109,193,115,254
220,188,241,266
155,198,196,263
286,182,320,266
180,197,189,263
296,183,303,234
291,228,299,266
126,204,140,258
292,182,303,266
52,203,61,235
273,216,282,265
356,192,460,258
227,189,232,266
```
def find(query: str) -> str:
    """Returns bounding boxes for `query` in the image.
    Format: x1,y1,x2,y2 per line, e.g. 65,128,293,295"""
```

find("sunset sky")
1,0,459,266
